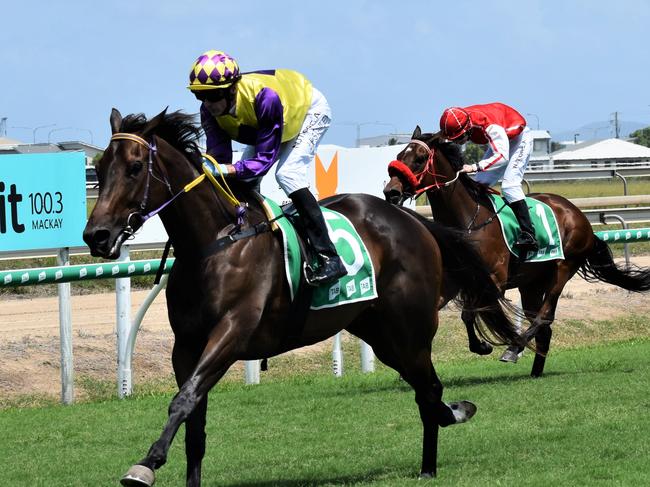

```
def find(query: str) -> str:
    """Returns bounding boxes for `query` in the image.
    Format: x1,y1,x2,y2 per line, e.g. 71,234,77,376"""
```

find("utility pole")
611,111,620,138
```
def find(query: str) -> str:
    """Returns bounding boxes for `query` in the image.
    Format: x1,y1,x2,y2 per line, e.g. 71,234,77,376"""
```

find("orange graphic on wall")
315,152,339,199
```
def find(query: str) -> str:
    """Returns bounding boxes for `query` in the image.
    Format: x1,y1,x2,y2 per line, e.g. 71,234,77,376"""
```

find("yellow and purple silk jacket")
201,69,313,178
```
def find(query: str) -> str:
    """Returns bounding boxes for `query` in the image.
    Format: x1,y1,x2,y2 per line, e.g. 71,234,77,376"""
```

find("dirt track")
2,256,650,403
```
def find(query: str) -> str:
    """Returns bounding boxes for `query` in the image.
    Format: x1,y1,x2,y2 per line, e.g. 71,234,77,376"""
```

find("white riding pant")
242,87,331,196
473,127,532,203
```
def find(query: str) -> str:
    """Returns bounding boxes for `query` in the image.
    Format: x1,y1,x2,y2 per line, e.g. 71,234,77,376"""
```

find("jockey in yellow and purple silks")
188,50,347,286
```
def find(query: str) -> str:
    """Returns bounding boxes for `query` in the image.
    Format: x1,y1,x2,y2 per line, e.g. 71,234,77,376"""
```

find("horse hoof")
446,400,477,424
419,471,435,479
121,465,155,487
499,348,522,363
470,342,493,356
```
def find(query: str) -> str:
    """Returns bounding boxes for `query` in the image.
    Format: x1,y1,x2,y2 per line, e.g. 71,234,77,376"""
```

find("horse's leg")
394,349,476,478
531,325,553,377
411,358,477,477
503,262,579,376
462,308,493,355
170,339,210,487
184,397,208,487
121,326,240,487
526,262,579,377
350,314,475,478
499,286,544,363
375,346,452,477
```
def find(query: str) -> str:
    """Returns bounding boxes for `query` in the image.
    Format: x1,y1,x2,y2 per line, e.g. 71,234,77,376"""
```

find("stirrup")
304,256,347,287
515,231,538,249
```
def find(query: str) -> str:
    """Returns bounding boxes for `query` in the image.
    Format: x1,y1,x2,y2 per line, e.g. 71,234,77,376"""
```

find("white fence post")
244,360,260,384
121,274,168,397
360,340,375,373
332,332,343,377
57,247,74,405
116,246,131,398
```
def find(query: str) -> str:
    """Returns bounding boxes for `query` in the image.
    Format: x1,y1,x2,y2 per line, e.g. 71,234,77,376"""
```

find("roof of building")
0,136,23,147
358,134,413,147
0,140,103,159
57,141,103,156
530,130,551,139
551,138,650,161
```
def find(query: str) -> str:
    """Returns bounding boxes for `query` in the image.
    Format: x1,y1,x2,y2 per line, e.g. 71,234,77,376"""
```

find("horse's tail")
578,236,650,291
403,208,525,348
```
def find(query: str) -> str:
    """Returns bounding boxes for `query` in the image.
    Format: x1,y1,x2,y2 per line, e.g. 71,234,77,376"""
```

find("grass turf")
0,339,648,486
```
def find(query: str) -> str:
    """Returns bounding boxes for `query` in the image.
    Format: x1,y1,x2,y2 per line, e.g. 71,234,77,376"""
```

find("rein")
110,133,247,237
109,131,278,264
465,200,509,234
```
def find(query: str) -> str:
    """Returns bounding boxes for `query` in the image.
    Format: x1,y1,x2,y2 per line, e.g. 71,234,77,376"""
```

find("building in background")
0,139,102,165
0,139,103,188
550,138,650,168
528,130,552,170
358,133,412,147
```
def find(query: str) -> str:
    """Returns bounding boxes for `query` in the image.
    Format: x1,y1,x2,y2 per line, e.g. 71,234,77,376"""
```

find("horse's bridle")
109,132,247,240
388,139,461,201
110,133,172,237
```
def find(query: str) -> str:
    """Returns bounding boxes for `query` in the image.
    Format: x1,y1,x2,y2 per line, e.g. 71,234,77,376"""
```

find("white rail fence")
4,161,650,403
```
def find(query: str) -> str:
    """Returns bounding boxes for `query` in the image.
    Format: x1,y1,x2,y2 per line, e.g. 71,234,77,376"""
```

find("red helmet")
440,107,471,140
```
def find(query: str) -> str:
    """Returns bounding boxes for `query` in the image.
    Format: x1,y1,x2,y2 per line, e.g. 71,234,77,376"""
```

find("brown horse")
384,126,650,377
83,110,523,485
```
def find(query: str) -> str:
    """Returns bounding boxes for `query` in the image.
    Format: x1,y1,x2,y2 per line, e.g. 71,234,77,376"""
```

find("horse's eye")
128,161,143,177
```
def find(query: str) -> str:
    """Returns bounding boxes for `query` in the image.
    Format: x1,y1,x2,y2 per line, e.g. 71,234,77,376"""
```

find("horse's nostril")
84,228,111,248
93,229,111,245
385,189,402,205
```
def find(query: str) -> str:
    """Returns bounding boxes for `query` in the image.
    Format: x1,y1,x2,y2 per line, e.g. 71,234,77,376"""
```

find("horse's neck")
428,177,485,229
160,189,223,258
156,152,237,259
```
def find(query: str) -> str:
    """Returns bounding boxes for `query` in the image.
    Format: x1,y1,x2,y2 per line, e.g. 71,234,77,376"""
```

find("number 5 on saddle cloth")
258,195,378,309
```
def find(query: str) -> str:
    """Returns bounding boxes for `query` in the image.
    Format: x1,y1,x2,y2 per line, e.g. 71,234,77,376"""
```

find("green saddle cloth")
487,194,565,262
260,196,378,309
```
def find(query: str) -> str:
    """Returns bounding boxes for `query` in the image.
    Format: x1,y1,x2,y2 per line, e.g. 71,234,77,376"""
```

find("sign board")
260,143,413,207
0,152,86,251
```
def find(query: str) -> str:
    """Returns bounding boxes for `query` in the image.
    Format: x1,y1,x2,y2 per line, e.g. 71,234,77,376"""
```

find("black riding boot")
289,188,348,286
509,199,538,253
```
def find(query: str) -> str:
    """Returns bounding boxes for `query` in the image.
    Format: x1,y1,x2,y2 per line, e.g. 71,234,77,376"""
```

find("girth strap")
198,210,313,347
199,221,273,260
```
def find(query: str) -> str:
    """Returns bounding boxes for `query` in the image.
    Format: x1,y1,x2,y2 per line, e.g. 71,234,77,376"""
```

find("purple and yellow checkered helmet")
188,50,241,91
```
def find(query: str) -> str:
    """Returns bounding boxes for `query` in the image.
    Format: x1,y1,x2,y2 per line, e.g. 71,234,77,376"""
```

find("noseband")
110,133,165,236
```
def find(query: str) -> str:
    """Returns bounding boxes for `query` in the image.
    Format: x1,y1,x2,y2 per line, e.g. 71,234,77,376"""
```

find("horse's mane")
120,110,260,205
427,132,492,205
120,111,203,170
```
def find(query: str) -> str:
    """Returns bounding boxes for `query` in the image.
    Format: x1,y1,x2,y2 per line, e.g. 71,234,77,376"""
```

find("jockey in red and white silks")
440,103,538,251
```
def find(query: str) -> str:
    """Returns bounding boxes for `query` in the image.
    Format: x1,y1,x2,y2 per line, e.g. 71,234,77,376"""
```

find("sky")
2,0,649,149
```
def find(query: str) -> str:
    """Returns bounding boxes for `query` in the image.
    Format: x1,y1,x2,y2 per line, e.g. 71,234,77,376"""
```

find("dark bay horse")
83,110,524,485
384,126,650,377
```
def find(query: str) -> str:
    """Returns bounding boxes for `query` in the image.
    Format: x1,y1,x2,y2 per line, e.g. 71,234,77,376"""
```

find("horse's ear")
142,107,168,138
110,108,122,134
412,126,422,139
